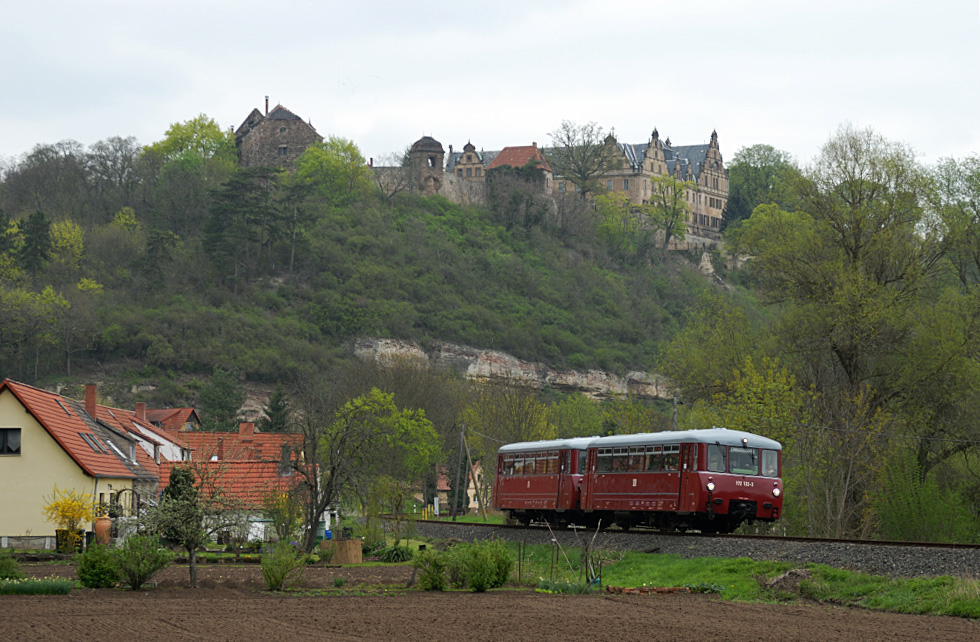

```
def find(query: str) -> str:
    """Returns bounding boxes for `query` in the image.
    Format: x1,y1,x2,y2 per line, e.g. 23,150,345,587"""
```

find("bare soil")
4,563,978,641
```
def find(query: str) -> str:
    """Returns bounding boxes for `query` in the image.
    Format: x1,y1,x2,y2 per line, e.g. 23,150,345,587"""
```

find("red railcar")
493,428,783,533
492,438,593,526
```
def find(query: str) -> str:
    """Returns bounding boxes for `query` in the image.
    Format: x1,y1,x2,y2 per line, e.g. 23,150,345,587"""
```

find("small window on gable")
279,127,287,136
278,146,288,157
0,428,21,455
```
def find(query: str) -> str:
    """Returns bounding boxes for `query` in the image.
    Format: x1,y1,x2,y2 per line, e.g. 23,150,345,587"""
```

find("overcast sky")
1,1,977,169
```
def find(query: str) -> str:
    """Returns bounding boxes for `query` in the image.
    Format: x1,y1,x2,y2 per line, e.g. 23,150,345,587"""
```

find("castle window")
279,127,286,136
278,146,288,157
457,169,463,176
475,168,481,177
623,178,629,190
558,182,565,193
466,154,473,162
428,156,437,168
606,180,613,191
466,168,472,177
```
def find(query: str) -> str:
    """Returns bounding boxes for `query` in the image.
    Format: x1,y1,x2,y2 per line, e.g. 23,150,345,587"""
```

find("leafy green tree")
291,381,439,552
594,191,655,264
198,366,247,432
648,173,693,249
547,394,603,438
294,137,373,207
722,144,800,227
17,210,52,273
0,209,16,256
144,114,237,183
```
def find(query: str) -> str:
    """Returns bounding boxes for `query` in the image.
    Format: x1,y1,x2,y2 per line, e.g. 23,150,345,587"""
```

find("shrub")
412,550,447,591
261,542,306,591
379,545,414,563
75,543,120,588
333,576,346,588
466,546,497,593
444,540,512,592
536,579,598,594
0,548,24,580
484,539,514,588
113,535,173,590
42,486,94,553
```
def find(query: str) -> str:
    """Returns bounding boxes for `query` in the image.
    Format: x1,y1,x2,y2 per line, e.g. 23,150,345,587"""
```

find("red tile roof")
486,144,553,173
158,460,300,509
0,379,136,479
145,408,200,432
181,426,301,463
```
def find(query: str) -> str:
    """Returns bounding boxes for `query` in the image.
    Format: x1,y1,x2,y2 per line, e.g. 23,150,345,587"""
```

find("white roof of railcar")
497,437,595,455
592,428,781,451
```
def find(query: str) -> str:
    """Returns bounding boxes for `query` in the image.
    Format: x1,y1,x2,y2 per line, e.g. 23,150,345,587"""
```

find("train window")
514,457,525,475
546,451,559,474
628,447,645,472
646,445,662,471
762,450,778,477
612,447,629,472
503,455,514,476
707,444,726,472
597,448,612,473
663,445,680,471
730,448,759,475
578,450,587,474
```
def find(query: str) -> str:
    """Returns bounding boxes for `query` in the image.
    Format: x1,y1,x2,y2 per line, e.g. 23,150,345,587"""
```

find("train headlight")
706,482,715,492
772,488,781,498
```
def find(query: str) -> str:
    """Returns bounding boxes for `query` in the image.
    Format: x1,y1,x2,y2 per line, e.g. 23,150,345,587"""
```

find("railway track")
401,518,980,578
407,517,980,550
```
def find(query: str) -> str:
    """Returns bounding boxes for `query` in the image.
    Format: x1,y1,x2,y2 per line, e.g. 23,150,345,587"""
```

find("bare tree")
545,121,618,199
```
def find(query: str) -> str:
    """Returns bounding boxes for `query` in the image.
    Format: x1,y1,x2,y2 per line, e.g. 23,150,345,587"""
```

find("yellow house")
0,379,149,547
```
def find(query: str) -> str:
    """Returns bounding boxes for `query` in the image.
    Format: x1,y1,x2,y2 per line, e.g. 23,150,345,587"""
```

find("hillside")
0,140,718,405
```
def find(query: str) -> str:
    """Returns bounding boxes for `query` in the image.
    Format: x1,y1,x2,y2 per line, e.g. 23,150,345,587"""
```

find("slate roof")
267,105,302,120
410,136,445,153
666,144,710,181
0,379,137,479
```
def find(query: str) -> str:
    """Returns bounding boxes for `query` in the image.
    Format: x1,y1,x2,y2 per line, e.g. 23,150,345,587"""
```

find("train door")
678,443,699,512
580,448,596,509
556,450,569,509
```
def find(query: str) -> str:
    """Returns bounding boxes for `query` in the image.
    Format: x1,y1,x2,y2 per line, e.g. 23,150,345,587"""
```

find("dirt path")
3,564,976,642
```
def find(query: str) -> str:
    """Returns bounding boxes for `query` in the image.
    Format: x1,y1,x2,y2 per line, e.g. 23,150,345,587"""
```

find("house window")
623,178,629,190
606,180,613,191
1,428,21,455
558,182,565,193
278,145,288,157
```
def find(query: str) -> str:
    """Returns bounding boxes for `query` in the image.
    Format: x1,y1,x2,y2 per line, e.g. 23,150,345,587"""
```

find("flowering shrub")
42,486,94,553
0,577,73,595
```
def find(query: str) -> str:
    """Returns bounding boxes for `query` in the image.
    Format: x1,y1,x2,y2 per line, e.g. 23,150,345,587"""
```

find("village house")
0,380,162,548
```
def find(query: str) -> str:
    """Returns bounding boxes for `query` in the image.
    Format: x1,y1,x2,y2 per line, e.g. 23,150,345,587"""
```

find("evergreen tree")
17,210,52,273
198,366,247,432
258,384,291,433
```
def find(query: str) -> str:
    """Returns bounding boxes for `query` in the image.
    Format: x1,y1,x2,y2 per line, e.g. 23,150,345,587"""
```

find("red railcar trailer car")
493,428,782,533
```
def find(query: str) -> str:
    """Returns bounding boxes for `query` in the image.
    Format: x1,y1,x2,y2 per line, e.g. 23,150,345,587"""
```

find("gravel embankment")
413,521,980,579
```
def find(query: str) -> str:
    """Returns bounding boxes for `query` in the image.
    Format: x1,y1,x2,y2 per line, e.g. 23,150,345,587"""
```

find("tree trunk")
188,547,199,588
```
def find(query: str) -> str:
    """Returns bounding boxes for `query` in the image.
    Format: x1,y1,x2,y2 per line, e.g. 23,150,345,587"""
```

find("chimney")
85,383,97,419
239,422,255,440
265,96,269,116
135,402,146,421
532,142,537,148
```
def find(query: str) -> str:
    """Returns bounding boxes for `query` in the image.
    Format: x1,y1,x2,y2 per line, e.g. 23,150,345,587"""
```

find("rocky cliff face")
352,338,672,400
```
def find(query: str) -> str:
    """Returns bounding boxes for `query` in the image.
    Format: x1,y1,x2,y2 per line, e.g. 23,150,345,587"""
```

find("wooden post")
462,432,488,522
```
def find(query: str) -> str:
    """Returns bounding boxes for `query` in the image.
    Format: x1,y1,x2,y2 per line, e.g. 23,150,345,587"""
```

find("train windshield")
729,447,758,475
761,450,779,477
707,444,726,472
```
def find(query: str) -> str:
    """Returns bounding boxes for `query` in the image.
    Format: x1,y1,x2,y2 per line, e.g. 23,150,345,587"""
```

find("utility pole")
451,422,465,521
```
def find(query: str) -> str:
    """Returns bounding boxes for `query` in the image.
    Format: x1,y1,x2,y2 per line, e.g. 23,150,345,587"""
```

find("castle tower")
409,136,446,195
